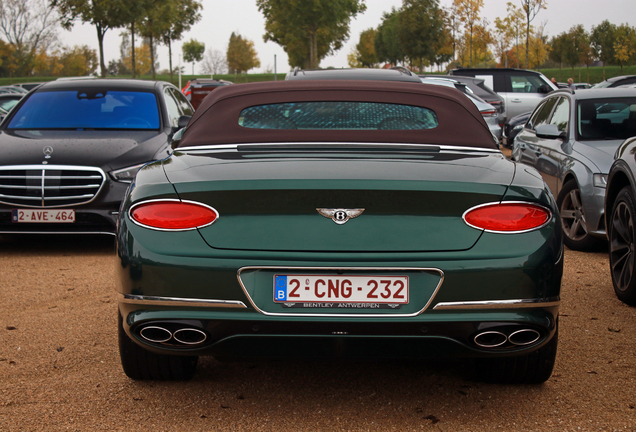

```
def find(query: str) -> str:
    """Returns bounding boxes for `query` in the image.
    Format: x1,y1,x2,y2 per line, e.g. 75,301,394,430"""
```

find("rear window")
7,90,160,130
238,101,438,130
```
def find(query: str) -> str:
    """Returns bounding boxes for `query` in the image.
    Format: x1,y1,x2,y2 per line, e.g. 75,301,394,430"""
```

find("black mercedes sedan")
0,78,193,235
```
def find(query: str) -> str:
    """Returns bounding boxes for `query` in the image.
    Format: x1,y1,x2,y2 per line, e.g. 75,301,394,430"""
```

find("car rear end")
115,81,562,383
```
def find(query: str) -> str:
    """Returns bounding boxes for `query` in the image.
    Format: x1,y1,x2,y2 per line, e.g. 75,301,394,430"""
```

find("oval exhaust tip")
474,331,507,348
508,329,541,346
139,326,172,343
173,328,207,345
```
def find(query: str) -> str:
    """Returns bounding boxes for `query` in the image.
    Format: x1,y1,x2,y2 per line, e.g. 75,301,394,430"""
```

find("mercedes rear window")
238,101,438,130
7,90,160,130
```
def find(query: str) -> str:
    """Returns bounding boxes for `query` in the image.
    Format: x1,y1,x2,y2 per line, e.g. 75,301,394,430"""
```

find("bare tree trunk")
96,25,106,78
525,17,530,68
131,21,136,78
168,38,173,84
149,33,156,80
309,31,317,69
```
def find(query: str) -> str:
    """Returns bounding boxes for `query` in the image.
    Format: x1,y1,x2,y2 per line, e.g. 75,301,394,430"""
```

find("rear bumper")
118,300,559,359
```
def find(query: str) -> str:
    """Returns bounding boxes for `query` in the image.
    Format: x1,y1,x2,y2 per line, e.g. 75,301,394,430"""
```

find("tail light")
463,202,551,233
480,109,498,117
130,199,219,231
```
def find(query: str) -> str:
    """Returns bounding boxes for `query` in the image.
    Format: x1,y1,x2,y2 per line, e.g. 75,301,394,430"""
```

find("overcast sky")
58,0,636,76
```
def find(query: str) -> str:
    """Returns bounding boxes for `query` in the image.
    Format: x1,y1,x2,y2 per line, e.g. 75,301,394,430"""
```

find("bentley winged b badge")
317,208,365,225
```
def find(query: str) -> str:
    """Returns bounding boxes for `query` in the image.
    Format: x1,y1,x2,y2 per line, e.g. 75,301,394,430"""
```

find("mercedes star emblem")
316,208,365,225
43,146,53,158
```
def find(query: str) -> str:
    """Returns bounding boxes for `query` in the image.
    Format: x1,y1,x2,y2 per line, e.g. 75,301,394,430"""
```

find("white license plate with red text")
274,275,409,304
12,209,75,223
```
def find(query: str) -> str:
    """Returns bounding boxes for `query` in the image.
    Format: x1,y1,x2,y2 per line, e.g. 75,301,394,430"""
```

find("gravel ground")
1,235,635,431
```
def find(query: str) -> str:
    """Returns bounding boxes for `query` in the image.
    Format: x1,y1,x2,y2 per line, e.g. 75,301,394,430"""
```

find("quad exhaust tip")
138,325,207,346
474,328,542,348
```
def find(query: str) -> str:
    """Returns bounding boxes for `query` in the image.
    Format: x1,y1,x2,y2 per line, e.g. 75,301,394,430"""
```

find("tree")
591,20,617,80
356,28,377,67
563,25,590,78
374,8,404,66
152,0,201,83
453,0,484,67
226,33,260,80
53,0,129,78
528,24,549,70
398,0,446,72
257,0,365,69
347,47,363,67
614,24,636,72
201,48,228,76
0,0,59,76
519,0,546,68
137,0,172,79
548,32,568,80
182,38,205,75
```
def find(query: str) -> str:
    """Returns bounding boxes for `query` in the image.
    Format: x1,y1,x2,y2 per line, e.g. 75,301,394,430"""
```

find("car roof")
35,78,160,92
285,68,422,83
451,68,543,75
548,88,636,100
179,80,497,150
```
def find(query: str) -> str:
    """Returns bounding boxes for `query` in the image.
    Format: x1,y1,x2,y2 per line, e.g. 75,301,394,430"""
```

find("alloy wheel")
610,200,635,293
560,187,588,241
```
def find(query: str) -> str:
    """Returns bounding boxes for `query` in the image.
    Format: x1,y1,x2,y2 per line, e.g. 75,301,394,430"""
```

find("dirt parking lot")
1,235,635,431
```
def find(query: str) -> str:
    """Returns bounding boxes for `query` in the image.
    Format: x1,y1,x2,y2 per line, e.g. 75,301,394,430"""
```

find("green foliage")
52,0,131,77
182,39,205,67
398,0,446,72
356,28,377,67
374,8,404,65
257,0,366,69
226,33,261,77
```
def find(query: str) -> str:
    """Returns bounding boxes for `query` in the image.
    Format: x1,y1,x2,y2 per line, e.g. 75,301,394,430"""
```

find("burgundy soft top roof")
177,80,497,149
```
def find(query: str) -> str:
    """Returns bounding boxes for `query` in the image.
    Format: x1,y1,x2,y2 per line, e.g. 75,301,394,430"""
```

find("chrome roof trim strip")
177,142,502,155
433,297,560,310
119,294,248,309
236,266,444,318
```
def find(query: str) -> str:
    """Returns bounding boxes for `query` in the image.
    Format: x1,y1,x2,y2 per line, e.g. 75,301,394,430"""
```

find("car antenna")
293,67,300,76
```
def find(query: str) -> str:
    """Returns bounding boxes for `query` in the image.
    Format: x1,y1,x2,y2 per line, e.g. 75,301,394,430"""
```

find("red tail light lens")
463,202,551,233
130,200,218,230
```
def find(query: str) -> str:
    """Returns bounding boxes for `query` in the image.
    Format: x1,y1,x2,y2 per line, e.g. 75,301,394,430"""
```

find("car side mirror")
537,85,551,94
170,127,186,149
535,124,567,140
178,115,191,129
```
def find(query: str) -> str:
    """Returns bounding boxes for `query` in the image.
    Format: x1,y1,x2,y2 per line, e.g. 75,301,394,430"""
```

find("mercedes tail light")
130,200,218,231
463,202,551,233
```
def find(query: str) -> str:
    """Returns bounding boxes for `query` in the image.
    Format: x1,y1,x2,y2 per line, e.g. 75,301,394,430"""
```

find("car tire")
557,179,599,251
609,187,636,305
475,323,558,384
118,313,198,380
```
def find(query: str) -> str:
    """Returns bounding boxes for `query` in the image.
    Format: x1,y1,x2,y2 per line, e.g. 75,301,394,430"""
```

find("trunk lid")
164,146,514,253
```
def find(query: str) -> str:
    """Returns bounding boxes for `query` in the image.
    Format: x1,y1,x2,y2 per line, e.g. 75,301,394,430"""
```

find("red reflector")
130,200,218,230
463,203,550,232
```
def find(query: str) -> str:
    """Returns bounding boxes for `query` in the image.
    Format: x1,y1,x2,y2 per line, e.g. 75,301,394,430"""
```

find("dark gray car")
513,88,636,250
0,78,193,235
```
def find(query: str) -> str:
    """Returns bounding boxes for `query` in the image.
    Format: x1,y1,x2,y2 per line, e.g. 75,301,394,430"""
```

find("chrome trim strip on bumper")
432,297,560,310
236,266,445,318
119,294,248,309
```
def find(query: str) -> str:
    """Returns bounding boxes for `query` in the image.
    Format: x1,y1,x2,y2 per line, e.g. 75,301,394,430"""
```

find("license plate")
12,209,75,223
274,275,408,304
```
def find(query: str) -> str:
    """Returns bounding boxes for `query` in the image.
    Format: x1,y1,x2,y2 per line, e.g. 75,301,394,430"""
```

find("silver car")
420,78,501,139
512,88,636,250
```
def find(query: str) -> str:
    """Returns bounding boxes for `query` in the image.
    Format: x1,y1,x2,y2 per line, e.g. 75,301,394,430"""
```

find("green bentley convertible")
116,80,563,384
